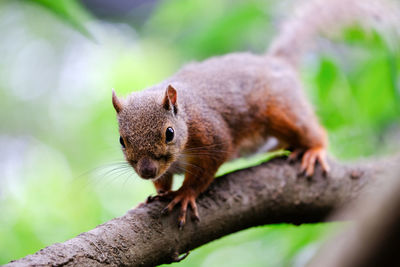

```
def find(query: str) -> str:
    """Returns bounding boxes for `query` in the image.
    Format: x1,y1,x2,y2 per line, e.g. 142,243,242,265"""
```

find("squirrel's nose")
137,158,157,179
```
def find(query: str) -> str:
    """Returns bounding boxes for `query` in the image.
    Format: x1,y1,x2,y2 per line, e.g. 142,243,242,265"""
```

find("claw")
146,195,156,203
178,220,185,230
191,214,200,223
146,190,174,204
300,147,329,177
171,251,190,263
189,198,200,222
288,149,302,163
161,188,199,228
177,251,190,261
161,207,169,215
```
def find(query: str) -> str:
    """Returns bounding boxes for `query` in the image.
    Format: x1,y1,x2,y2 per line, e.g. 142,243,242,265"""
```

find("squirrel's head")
112,85,188,180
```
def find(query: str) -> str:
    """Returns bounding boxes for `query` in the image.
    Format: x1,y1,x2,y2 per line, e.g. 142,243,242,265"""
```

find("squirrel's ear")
162,85,178,114
112,89,123,113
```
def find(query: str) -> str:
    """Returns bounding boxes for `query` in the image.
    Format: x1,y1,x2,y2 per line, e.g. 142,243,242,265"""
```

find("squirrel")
112,0,398,227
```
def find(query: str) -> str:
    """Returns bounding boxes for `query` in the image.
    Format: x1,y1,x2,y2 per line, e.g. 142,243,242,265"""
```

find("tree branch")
6,156,398,267
308,162,400,267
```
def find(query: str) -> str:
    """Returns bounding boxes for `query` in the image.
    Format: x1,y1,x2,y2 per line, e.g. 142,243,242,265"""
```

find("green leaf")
216,150,290,177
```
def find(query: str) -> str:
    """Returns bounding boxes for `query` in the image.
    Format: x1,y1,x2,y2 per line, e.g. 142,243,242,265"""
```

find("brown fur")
112,0,399,227
113,53,327,226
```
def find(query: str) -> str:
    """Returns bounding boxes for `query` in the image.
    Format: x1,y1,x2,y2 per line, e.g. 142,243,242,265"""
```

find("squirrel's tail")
268,0,400,66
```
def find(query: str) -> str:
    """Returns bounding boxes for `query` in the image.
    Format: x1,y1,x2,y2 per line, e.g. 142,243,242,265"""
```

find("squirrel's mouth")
150,162,175,181
133,157,158,179
134,163,168,181
131,154,176,180
138,172,156,179
140,170,165,181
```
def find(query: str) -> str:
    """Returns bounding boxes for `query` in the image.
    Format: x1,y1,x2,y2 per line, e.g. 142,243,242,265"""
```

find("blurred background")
0,0,399,266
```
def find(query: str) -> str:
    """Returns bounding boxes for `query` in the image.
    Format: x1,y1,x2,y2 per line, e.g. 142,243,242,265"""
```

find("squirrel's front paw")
161,188,200,229
146,190,174,203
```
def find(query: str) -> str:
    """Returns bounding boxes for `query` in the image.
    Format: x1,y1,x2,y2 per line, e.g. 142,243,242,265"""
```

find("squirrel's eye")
165,127,174,143
119,136,125,148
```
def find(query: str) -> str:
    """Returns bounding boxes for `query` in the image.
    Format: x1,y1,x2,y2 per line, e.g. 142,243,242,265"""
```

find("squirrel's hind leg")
265,99,329,176
300,147,330,176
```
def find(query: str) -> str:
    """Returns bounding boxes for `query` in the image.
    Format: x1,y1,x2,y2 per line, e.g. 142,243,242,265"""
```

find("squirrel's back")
162,52,311,157
168,52,299,115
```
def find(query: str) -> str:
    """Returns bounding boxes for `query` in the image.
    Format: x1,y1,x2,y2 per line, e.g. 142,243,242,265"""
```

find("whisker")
182,152,227,161
174,165,197,176
78,161,130,177
177,161,204,173
100,166,130,177
183,148,230,154
183,150,230,155
183,142,229,151
183,152,227,156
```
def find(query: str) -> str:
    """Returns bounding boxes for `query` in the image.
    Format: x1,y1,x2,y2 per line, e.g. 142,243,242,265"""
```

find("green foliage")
26,0,92,38
308,27,400,158
163,223,339,267
0,0,399,266
143,0,272,60
216,150,289,177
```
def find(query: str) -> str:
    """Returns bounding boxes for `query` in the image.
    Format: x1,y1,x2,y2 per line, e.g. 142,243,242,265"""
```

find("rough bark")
6,156,398,267
308,163,400,267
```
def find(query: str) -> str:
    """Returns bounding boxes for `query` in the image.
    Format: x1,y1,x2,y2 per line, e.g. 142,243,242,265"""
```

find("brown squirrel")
112,0,398,227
